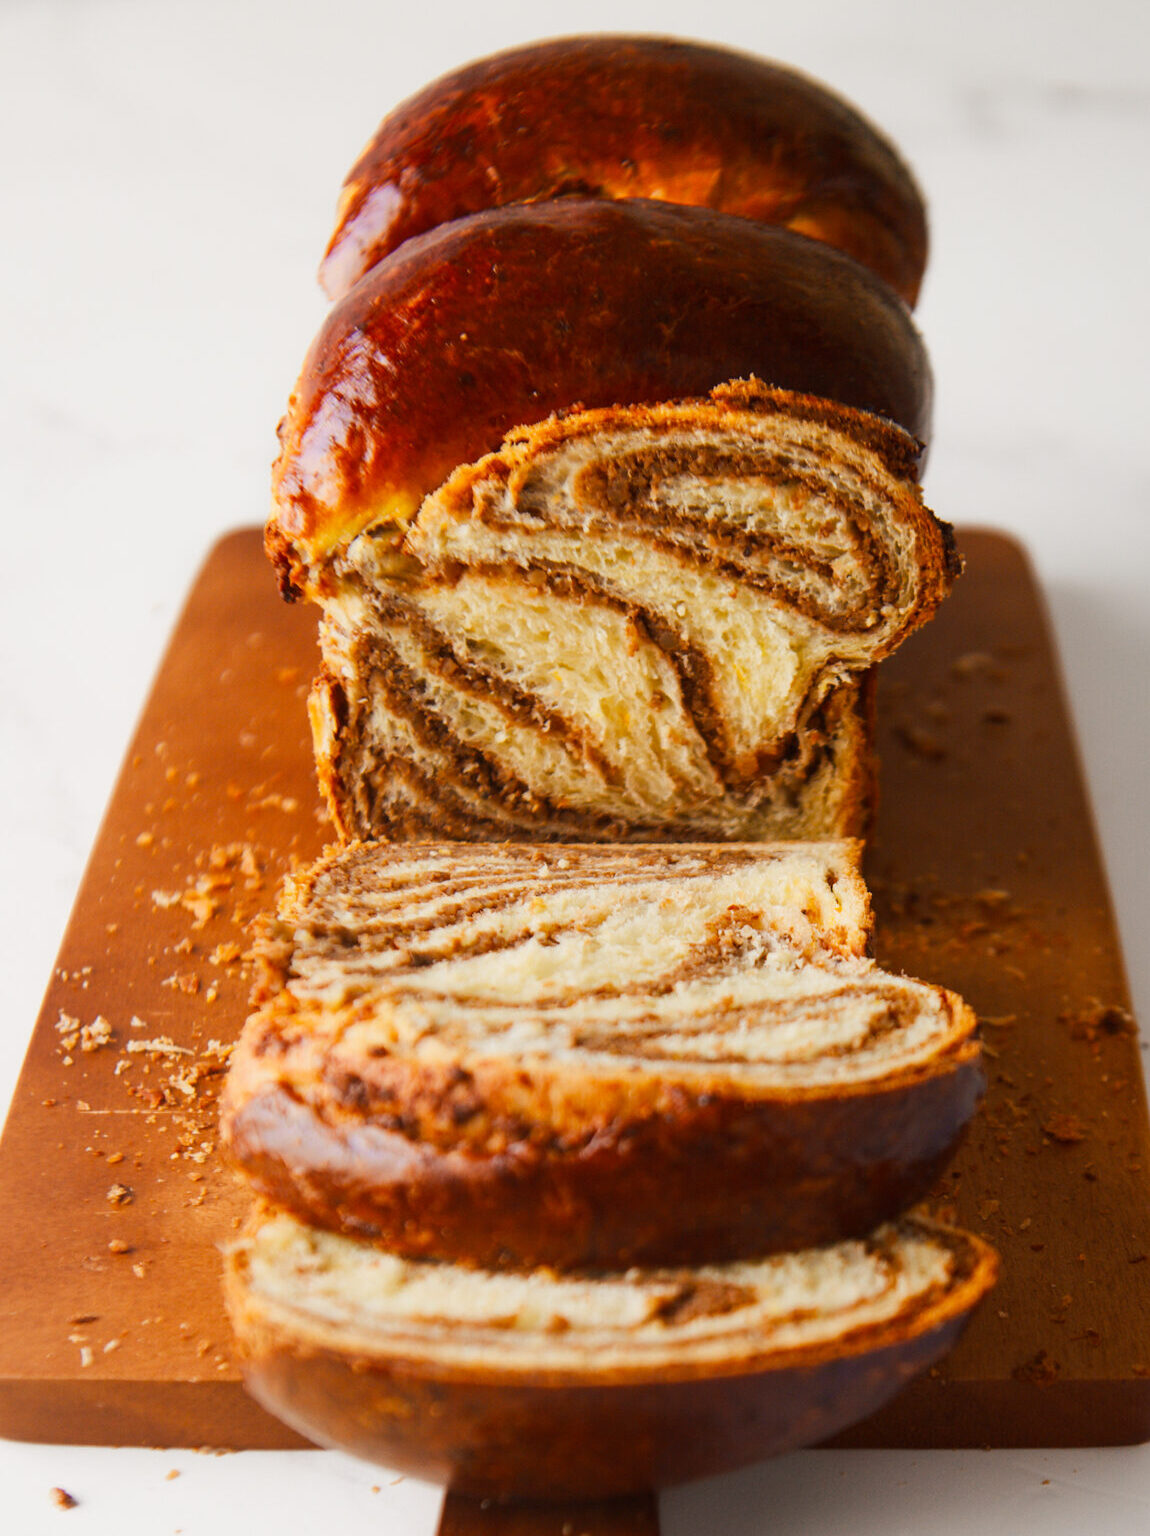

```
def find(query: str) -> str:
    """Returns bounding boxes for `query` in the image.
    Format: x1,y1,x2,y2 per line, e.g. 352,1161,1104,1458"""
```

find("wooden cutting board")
1,526,1147,1464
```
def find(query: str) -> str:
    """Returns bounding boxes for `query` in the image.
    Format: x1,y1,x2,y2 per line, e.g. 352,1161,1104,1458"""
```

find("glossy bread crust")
222,1055,984,1270
319,35,927,306
271,199,932,596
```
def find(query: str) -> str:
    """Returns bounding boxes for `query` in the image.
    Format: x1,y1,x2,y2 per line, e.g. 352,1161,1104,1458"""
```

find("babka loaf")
225,1204,997,1497
319,36,928,305
220,840,983,1270
229,41,995,1496
299,379,956,843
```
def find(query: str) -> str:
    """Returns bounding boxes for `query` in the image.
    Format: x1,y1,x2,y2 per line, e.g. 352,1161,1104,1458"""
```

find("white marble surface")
2,0,1148,1530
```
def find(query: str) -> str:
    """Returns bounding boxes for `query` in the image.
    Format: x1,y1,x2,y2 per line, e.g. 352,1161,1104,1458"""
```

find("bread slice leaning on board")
225,1204,997,1498
220,840,983,1271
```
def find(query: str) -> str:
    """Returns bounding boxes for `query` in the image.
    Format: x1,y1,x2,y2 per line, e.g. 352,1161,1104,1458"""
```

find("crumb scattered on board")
42,723,322,1380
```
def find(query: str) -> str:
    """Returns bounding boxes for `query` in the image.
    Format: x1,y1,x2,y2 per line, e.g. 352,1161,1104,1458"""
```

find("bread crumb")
183,891,218,928
1012,1349,1060,1385
951,650,1001,679
162,972,201,995
165,1469,181,1481
80,1016,113,1052
106,1183,133,1206
250,792,300,814
895,723,945,760
1043,1114,1089,1144
50,1487,78,1509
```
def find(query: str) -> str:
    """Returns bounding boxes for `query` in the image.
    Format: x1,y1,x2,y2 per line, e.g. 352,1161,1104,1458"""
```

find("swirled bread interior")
223,840,977,1156
228,1206,991,1376
310,383,956,842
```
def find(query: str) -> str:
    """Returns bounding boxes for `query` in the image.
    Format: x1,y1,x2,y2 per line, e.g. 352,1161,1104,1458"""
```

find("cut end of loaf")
309,382,954,843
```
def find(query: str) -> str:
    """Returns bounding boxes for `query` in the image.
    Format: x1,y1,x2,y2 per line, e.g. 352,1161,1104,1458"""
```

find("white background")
2,0,1148,1530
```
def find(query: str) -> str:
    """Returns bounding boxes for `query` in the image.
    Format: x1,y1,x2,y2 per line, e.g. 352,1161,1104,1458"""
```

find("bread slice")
220,840,982,1269
306,381,957,843
225,1203,997,1498
320,36,928,305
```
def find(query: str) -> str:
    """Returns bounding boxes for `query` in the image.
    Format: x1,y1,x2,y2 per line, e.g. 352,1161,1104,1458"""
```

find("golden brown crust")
235,1327,963,1496
319,36,927,307
222,1055,982,1269
269,200,932,597
224,1214,997,1497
